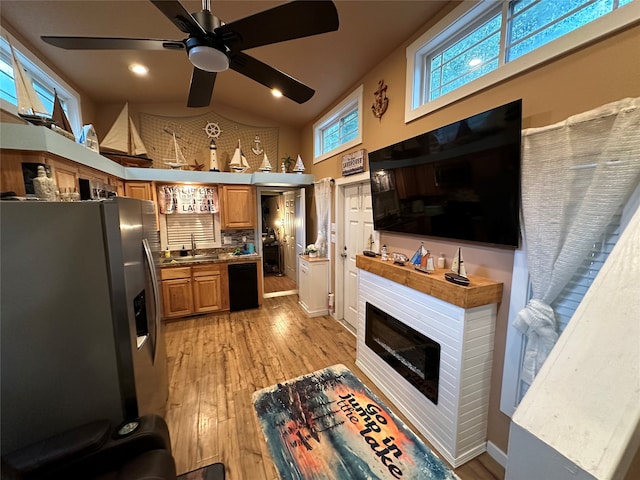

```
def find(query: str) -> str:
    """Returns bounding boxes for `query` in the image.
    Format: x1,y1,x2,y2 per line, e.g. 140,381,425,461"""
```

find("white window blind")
163,213,217,250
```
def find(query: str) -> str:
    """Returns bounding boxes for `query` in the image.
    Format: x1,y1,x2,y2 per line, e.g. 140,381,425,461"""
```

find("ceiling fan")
41,0,339,108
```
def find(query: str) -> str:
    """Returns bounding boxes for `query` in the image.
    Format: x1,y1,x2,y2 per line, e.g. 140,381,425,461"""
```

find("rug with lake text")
252,364,458,480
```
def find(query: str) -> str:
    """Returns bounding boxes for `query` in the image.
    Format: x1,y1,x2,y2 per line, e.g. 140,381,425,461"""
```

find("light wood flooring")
163,295,504,480
263,273,297,294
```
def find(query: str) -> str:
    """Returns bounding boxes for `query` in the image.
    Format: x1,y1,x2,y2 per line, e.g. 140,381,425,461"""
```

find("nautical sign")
342,149,365,176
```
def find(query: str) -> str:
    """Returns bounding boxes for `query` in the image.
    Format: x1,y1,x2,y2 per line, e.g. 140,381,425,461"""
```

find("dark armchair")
1,415,176,480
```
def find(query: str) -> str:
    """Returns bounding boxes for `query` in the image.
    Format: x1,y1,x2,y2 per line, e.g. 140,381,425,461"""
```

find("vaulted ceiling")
1,1,448,128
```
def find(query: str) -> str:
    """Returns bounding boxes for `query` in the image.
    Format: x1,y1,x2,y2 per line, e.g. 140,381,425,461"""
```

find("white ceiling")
1,1,448,128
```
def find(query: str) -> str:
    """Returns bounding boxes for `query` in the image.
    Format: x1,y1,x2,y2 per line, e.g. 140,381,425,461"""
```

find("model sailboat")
258,152,272,172
164,131,188,169
292,154,305,173
411,242,434,273
100,103,152,166
450,247,467,277
229,140,250,173
9,41,54,128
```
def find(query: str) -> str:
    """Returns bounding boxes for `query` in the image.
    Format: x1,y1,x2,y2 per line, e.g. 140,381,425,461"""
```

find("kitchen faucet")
191,232,197,256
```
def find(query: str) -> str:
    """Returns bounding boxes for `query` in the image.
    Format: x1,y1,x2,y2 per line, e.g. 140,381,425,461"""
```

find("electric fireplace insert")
365,302,440,405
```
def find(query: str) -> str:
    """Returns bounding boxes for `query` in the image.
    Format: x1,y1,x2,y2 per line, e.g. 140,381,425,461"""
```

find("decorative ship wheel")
204,121,222,139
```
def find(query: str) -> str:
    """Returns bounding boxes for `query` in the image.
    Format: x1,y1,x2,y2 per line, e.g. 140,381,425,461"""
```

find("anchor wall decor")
371,79,389,120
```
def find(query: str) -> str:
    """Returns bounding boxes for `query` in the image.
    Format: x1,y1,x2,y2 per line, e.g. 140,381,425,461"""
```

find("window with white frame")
0,31,82,134
313,85,363,164
406,0,638,122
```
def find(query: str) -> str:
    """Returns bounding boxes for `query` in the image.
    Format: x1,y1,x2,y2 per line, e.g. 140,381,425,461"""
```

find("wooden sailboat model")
100,103,152,167
450,247,467,277
229,140,250,173
9,41,54,127
258,152,272,172
411,242,434,273
292,154,305,173
164,131,188,169
51,90,76,141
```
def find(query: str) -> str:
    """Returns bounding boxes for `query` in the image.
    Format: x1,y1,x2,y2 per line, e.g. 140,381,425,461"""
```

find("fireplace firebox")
365,302,440,405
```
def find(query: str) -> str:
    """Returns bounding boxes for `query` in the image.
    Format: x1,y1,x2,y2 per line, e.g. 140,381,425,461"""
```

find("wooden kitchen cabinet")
160,263,231,318
160,267,193,319
220,185,257,228
192,263,229,313
46,157,79,194
125,181,155,201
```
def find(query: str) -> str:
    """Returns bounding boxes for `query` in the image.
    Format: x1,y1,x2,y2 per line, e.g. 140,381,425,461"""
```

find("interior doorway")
258,187,305,298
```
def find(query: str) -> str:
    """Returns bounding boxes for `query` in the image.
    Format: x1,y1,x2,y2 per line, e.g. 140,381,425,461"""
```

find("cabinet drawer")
192,263,223,277
160,266,191,280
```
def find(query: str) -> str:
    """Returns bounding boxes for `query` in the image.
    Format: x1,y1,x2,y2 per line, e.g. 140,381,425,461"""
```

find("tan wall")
302,19,640,455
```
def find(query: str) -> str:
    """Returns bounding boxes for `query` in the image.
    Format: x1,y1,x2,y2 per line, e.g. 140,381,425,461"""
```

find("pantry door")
341,181,374,330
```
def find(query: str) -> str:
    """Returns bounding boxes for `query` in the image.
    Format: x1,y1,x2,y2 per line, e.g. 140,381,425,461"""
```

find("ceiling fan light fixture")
188,45,229,72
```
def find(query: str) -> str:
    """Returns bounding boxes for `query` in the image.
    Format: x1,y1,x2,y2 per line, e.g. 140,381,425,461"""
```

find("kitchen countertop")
158,252,261,267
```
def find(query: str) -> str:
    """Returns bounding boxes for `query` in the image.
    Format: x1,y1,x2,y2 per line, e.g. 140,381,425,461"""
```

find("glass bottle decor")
32,165,58,201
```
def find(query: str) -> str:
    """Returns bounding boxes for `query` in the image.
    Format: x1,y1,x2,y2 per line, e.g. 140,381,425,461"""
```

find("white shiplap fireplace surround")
355,255,503,467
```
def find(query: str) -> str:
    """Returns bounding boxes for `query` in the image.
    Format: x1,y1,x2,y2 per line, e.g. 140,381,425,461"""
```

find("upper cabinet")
124,181,155,201
220,185,257,229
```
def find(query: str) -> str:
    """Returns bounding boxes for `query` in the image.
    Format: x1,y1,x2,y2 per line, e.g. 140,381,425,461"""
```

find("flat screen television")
369,99,522,247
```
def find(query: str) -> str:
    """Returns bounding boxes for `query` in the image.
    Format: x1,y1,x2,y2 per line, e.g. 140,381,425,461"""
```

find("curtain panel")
515,97,640,387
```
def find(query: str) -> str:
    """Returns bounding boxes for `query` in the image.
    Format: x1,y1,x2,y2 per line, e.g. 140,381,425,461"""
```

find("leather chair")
1,415,176,480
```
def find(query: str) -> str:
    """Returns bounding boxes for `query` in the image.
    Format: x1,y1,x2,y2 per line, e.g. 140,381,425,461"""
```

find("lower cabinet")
298,255,330,317
161,267,193,319
192,264,229,313
160,263,230,319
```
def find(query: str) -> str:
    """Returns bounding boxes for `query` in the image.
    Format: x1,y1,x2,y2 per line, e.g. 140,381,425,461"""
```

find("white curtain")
314,178,333,257
515,97,640,387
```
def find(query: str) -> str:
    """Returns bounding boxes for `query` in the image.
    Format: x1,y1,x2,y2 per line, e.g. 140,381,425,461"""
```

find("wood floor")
163,295,504,480
263,273,297,294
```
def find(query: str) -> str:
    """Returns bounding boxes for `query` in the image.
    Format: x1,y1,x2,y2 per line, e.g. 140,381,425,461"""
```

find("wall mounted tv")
369,99,522,248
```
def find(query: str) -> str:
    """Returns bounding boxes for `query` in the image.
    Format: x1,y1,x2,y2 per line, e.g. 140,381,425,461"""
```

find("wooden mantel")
356,254,503,309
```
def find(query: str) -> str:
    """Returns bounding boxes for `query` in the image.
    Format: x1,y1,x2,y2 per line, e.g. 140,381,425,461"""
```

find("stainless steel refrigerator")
0,197,168,454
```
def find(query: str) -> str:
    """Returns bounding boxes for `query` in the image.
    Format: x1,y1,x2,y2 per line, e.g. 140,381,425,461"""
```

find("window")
159,213,221,251
406,0,639,122
0,30,82,134
313,85,363,164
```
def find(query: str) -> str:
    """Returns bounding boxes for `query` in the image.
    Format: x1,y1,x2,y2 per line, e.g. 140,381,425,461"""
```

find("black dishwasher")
228,262,259,311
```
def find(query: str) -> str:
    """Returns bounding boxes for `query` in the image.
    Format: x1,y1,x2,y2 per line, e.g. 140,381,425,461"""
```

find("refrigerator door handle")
142,238,161,361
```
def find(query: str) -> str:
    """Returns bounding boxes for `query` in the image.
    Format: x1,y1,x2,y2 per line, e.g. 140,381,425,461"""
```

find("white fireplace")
356,265,500,467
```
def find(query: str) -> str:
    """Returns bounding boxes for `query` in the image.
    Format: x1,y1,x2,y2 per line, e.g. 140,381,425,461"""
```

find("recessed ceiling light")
271,88,283,98
129,64,149,76
468,58,482,67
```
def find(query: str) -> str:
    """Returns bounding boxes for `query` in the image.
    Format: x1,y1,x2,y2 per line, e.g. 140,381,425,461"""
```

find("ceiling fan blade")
187,67,217,108
150,0,206,36
216,0,339,52
229,52,314,104
41,36,184,51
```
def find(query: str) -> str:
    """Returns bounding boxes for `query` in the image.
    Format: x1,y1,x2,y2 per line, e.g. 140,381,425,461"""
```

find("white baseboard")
487,441,508,469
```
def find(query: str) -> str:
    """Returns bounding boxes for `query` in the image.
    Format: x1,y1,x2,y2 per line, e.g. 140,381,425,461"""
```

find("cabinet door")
125,182,154,201
78,166,109,184
161,278,193,318
193,274,222,313
221,185,257,228
47,158,79,193
109,177,126,197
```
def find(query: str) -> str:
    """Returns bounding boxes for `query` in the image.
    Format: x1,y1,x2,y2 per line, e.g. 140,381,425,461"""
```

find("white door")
342,182,375,329
283,190,303,282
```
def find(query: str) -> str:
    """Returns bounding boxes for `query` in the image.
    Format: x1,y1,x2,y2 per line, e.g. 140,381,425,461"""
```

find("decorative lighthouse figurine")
208,138,219,172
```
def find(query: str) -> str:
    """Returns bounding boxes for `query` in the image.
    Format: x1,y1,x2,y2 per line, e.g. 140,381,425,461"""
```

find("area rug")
177,462,225,480
253,364,458,480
